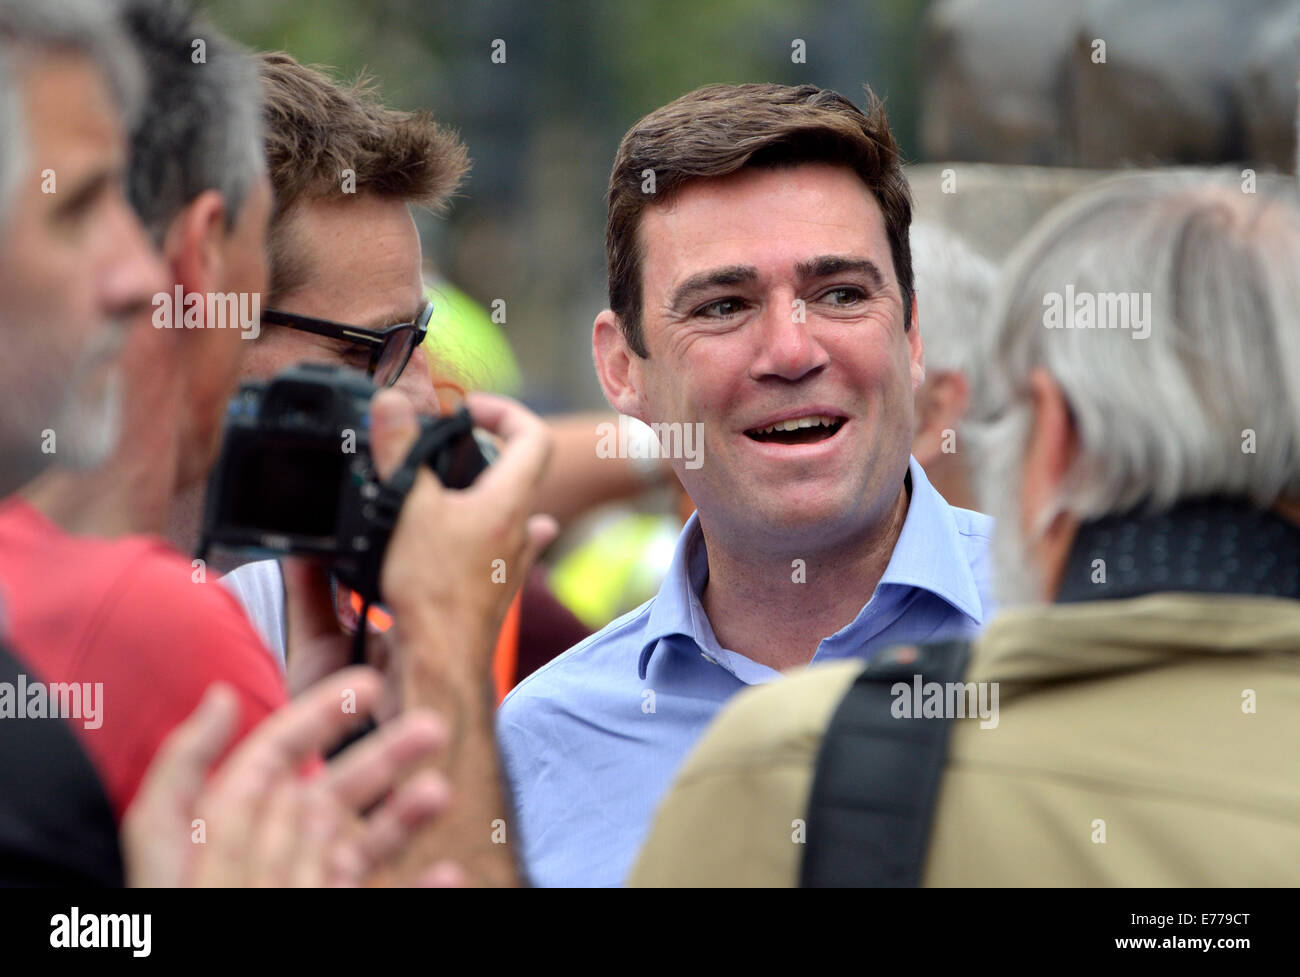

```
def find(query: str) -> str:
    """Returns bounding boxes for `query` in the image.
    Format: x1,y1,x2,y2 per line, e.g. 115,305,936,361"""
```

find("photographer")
0,0,552,887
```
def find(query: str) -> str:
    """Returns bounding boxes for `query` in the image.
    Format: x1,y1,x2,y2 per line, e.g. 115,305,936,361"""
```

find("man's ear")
907,293,925,392
912,369,970,466
161,189,227,299
1022,366,1078,523
593,309,646,419
1023,366,1082,599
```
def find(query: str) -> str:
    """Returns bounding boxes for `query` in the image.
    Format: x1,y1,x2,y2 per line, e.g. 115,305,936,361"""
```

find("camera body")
199,362,489,603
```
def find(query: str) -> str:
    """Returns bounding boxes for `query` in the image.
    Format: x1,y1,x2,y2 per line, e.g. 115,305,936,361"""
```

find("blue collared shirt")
497,457,994,887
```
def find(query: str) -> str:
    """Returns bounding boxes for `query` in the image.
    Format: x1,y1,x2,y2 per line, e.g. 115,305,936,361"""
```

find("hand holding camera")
372,387,558,681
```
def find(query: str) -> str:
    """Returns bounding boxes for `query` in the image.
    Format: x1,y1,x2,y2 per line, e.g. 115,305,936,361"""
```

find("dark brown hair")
606,83,913,356
258,52,470,301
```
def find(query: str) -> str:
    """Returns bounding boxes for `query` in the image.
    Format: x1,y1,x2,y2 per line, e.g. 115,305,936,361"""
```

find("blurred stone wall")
922,0,1298,171
907,163,1113,262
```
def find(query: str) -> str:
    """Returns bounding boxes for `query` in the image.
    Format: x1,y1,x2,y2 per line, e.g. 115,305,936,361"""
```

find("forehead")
278,194,423,323
637,163,891,296
19,52,122,166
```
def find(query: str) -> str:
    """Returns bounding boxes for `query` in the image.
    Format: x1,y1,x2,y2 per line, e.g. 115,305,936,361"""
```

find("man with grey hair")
0,0,158,496
0,0,291,846
908,221,998,511
630,170,1300,886
0,0,166,885
21,0,272,535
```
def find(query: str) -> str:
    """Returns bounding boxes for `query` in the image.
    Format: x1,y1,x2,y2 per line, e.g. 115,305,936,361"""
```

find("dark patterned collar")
1057,497,1300,604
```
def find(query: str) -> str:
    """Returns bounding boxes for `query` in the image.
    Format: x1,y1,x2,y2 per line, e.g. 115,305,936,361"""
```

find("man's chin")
56,367,123,470
58,322,133,470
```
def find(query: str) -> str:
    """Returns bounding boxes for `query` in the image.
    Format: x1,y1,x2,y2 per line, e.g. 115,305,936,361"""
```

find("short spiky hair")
258,51,469,299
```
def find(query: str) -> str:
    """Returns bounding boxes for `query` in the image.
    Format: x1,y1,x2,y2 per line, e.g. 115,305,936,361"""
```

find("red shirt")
0,499,288,821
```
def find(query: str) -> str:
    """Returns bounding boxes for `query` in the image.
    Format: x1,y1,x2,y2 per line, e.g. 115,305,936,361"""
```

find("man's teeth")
752,414,839,435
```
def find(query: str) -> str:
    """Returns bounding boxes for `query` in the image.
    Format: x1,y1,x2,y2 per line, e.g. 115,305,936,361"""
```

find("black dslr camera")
197,362,490,604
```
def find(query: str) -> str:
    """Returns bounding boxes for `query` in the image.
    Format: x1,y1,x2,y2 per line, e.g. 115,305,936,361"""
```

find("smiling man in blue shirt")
497,82,993,887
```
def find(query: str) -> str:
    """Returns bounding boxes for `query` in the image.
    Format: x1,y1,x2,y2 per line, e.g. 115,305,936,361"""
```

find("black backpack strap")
800,639,973,888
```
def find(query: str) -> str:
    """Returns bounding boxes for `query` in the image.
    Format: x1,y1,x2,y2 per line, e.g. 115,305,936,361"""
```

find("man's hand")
366,389,556,886
123,668,463,887
373,389,557,669
281,390,555,702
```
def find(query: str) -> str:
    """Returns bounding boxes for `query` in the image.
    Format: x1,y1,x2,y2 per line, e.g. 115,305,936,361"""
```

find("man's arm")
533,412,673,529
374,390,556,887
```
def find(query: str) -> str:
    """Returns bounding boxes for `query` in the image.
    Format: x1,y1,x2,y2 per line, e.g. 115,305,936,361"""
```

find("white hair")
0,0,143,122
0,44,20,230
971,170,1300,556
911,221,998,381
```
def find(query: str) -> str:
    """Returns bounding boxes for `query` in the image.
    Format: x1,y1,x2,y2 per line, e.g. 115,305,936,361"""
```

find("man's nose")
98,197,168,321
749,295,830,382
393,344,444,416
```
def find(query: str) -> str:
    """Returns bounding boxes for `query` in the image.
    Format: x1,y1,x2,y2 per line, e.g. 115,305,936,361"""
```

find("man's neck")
699,480,911,672
165,481,211,560
21,443,176,538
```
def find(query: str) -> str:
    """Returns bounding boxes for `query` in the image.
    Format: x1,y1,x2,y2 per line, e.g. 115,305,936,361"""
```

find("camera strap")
351,410,477,664
382,408,476,503
799,639,972,887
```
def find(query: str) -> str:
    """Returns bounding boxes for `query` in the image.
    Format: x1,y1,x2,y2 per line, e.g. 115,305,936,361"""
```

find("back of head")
120,0,263,242
604,82,913,357
256,52,469,304
972,170,1300,527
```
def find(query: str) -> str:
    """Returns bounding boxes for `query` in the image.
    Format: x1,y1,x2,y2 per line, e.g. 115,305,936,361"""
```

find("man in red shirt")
0,0,287,826
0,502,289,820
0,0,177,883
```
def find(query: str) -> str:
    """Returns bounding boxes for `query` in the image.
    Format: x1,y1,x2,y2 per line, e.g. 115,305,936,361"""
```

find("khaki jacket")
629,593,1300,886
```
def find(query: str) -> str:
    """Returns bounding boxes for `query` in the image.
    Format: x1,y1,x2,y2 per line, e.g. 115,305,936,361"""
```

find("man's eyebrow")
52,164,118,220
667,265,759,312
362,305,423,330
794,255,887,291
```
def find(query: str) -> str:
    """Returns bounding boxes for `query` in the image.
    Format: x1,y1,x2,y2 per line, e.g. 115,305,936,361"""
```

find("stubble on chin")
56,324,128,470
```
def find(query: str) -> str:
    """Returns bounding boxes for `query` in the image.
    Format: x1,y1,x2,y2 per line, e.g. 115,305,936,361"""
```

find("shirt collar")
637,456,985,677
877,457,984,621
638,511,714,679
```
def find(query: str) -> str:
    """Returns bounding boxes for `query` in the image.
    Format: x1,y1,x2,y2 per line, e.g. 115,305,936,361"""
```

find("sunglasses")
260,299,434,388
